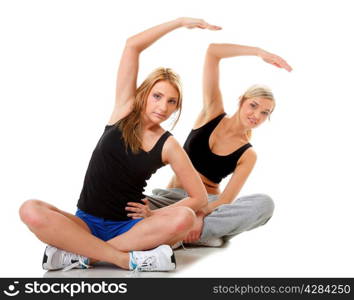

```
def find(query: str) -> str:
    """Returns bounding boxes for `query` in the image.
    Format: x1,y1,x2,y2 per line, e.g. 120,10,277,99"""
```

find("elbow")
206,43,221,60
207,43,218,50
125,37,141,52
207,43,216,54
195,191,208,211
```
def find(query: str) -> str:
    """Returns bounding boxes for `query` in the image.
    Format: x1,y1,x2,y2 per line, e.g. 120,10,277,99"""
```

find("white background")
1,0,353,277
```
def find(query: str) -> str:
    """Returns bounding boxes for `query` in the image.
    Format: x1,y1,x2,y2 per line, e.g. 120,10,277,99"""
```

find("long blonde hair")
116,68,182,153
239,84,275,140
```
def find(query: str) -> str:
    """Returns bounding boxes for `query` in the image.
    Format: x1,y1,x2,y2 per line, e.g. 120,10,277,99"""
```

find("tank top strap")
234,143,253,156
152,131,173,153
197,113,226,133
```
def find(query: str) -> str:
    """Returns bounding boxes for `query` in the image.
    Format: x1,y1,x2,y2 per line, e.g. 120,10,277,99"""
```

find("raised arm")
109,18,221,125
196,43,292,127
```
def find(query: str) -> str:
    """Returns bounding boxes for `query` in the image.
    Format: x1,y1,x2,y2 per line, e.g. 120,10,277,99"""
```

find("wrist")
150,209,158,216
196,210,206,218
175,17,185,27
256,47,266,58
198,205,211,217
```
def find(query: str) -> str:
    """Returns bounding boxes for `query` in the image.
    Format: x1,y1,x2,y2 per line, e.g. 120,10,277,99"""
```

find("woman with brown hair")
19,18,220,272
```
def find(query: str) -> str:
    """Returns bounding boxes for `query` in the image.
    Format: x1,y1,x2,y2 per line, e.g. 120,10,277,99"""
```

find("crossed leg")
19,199,195,269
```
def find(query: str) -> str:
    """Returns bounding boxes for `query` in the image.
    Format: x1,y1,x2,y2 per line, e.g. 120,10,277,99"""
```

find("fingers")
281,60,293,72
126,202,145,212
278,61,292,72
127,213,139,217
183,231,200,243
184,18,222,31
126,201,150,218
198,24,222,31
125,203,143,212
272,55,293,72
183,236,192,243
127,202,144,207
202,22,222,31
141,198,149,205
125,206,140,212
127,213,142,219
264,56,293,72
210,23,222,30
125,205,146,214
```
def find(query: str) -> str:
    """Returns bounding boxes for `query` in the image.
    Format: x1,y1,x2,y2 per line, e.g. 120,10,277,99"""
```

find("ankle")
118,252,130,270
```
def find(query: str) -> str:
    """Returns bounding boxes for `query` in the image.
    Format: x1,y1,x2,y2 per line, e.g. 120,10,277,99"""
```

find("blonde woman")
19,18,221,272
127,43,292,247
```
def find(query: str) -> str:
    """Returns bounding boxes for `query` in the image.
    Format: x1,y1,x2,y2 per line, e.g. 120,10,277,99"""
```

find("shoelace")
137,255,155,271
129,255,155,276
172,241,187,250
62,253,90,272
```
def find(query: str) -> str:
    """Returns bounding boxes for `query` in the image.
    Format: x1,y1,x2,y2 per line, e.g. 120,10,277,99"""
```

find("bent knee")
19,199,48,228
255,194,275,219
170,207,195,233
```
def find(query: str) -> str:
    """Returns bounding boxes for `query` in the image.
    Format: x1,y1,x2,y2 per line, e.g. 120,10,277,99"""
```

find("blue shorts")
75,209,142,241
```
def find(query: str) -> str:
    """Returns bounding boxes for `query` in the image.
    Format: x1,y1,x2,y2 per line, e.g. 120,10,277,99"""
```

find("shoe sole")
171,251,176,267
160,245,176,271
42,246,50,270
42,246,59,271
42,250,48,266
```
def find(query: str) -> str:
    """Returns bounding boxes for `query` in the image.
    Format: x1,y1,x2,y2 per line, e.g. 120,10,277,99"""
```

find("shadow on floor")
43,242,230,278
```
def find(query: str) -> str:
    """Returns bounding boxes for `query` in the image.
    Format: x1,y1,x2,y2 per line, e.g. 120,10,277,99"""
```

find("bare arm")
204,148,257,215
207,43,293,67
177,149,257,243
109,18,221,125
195,43,292,127
161,137,208,212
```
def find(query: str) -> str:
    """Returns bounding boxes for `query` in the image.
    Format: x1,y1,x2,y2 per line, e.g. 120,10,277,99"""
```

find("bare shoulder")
161,135,184,164
163,135,181,153
239,147,257,165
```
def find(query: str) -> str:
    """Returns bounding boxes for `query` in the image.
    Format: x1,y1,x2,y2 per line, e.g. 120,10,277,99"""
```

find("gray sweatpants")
146,188,274,243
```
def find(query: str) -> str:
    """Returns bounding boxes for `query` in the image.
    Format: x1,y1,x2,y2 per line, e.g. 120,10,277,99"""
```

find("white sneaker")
42,245,90,271
129,245,176,272
191,237,224,247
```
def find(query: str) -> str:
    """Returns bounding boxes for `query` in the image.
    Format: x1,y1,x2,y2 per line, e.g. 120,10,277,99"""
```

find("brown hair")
116,68,182,153
239,84,275,140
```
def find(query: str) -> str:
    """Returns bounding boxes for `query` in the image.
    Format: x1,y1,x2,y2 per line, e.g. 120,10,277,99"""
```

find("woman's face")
144,80,179,124
239,97,274,129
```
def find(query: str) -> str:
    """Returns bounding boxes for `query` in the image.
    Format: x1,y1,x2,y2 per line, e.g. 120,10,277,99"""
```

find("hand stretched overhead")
179,17,222,30
259,49,293,72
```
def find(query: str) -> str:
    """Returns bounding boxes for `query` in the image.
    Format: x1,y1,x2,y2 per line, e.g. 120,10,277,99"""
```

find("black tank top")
183,113,252,184
77,124,172,221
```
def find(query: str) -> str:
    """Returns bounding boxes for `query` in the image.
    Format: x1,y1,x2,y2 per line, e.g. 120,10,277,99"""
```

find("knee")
169,207,195,234
19,199,47,228
255,194,275,219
